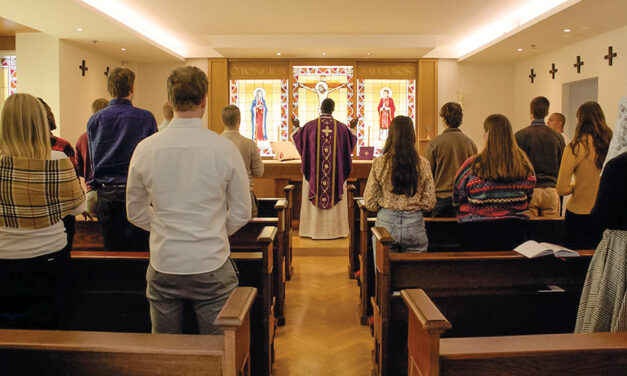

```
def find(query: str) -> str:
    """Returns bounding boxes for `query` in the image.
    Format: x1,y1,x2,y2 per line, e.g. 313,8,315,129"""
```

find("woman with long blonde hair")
0,93,85,328
453,114,536,250
557,101,612,249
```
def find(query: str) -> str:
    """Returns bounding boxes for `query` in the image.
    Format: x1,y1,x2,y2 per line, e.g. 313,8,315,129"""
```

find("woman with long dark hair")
557,101,612,249
453,114,536,250
364,116,435,252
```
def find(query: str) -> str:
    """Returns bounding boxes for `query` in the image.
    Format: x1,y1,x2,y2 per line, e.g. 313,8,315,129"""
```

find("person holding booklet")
575,95,627,333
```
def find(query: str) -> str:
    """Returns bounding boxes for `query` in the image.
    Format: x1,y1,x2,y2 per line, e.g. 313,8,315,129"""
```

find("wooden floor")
274,256,372,376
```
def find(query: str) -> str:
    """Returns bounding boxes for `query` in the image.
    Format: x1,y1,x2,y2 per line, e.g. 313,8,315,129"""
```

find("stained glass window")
0,56,17,109
229,79,289,156
357,79,415,156
292,66,354,125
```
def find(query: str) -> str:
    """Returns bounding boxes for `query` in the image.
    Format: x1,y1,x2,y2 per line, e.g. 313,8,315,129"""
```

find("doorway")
562,77,598,140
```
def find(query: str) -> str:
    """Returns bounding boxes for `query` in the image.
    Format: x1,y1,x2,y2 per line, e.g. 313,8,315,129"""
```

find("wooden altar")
253,159,372,221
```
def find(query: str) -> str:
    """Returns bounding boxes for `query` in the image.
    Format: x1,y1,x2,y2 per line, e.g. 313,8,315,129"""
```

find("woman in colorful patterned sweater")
453,114,536,251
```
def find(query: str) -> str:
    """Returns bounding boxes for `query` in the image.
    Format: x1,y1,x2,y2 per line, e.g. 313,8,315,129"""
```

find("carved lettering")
357,63,416,79
229,63,289,79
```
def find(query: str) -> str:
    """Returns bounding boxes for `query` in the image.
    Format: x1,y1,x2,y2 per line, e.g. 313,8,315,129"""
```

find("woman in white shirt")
0,93,85,328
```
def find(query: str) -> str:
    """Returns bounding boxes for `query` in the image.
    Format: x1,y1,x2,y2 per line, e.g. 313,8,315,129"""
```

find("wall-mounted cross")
104,66,110,77
573,56,584,73
79,60,88,76
529,68,536,83
604,46,617,66
549,63,558,79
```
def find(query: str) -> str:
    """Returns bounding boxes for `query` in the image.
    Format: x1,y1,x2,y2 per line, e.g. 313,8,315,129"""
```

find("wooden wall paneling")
0,36,15,50
208,58,229,134
417,59,438,155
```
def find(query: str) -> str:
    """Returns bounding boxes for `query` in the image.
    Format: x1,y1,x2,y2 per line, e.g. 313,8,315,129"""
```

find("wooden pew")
402,289,627,376
347,185,360,279
356,203,567,325
371,226,594,376
0,287,256,376
258,184,295,281
69,225,278,376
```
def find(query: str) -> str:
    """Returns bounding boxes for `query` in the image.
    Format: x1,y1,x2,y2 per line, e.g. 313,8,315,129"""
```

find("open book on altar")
270,141,300,161
514,240,580,258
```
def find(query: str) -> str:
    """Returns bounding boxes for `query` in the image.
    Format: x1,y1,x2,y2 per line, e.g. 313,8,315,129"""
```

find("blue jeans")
373,208,428,257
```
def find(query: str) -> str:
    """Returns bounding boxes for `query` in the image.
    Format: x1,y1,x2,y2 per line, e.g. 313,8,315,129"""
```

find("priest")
291,98,357,239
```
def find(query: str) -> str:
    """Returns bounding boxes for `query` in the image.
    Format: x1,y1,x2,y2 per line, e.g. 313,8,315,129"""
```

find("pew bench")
402,289,627,376
69,225,278,376
0,287,256,376
371,226,594,376
356,204,567,325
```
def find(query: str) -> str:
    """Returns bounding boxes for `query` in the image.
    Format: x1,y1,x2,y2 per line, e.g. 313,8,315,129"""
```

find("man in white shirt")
126,66,251,334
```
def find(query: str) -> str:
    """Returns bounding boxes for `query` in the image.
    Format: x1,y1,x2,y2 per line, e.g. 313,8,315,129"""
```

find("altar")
253,159,372,221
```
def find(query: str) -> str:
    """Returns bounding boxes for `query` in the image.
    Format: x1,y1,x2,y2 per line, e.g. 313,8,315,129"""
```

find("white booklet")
514,240,580,258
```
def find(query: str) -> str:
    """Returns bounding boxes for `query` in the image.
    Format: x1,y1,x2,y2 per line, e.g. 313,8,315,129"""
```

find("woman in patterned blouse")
364,116,436,252
453,114,536,251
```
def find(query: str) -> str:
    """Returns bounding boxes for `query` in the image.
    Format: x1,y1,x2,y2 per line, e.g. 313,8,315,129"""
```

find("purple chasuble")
293,114,357,209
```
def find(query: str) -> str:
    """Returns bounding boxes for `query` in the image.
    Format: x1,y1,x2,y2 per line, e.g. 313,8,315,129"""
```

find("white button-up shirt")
127,117,251,275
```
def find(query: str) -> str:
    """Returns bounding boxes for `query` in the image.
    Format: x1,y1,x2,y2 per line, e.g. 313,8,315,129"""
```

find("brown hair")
530,96,550,119
222,105,241,128
471,114,534,181
91,98,109,114
0,93,51,159
439,102,463,128
382,116,419,197
321,98,335,114
37,97,56,131
571,101,612,170
167,66,208,112
107,67,135,98
551,112,565,127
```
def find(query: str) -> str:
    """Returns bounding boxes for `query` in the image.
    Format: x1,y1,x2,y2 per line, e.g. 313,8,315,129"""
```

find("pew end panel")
215,286,258,376
347,183,358,279
282,184,295,280
401,289,451,376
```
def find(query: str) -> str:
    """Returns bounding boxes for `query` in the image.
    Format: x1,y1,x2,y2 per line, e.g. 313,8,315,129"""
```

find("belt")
98,183,127,188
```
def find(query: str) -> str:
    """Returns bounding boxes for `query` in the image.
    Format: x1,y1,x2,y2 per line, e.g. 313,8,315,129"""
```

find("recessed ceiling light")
517,48,523,52
367,52,372,56
76,27,83,32
121,47,127,51
321,52,326,56
563,28,571,32
276,52,281,56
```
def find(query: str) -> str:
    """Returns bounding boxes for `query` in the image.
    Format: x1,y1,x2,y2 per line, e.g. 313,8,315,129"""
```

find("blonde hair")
0,93,51,159
91,98,109,114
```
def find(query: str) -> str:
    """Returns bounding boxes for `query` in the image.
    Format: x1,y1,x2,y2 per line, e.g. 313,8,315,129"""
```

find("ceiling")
0,17,37,36
0,0,625,62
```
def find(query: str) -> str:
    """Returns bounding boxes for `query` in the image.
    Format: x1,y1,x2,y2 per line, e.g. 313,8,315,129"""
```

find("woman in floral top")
453,114,536,250
364,116,436,252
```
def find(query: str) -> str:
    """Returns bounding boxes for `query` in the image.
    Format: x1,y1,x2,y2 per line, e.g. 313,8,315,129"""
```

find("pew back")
0,287,257,376
402,289,627,376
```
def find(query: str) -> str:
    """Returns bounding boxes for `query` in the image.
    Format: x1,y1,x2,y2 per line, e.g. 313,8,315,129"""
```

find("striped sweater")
453,157,536,223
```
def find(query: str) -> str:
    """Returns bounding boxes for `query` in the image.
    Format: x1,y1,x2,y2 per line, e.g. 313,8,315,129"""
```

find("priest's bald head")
321,98,335,114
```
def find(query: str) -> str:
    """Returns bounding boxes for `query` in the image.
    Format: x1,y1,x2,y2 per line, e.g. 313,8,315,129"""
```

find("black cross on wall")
604,46,617,66
79,60,88,76
573,56,584,73
529,68,536,83
104,66,110,77
549,63,558,79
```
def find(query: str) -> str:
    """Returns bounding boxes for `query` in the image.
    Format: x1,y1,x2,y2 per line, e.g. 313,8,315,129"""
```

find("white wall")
513,25,627,132
15,32,60,135
58,40,121,145
134,58,209,128
438,60,515,148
